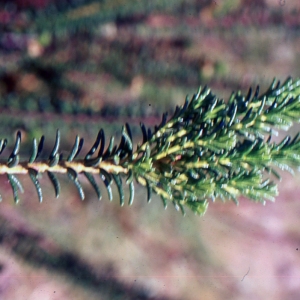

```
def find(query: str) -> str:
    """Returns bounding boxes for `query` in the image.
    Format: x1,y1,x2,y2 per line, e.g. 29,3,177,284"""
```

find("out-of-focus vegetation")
1,0,300,136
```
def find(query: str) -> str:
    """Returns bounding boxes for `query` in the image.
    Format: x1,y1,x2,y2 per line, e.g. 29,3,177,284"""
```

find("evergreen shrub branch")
1,77,300,216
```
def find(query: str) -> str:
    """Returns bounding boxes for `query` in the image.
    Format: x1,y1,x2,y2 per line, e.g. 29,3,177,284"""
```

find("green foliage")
1,77,300,215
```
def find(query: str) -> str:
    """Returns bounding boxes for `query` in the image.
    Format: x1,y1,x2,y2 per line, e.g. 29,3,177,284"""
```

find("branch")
1,77,300,215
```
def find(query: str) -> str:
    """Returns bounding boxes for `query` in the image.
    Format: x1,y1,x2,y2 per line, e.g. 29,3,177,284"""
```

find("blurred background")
0,0,300,299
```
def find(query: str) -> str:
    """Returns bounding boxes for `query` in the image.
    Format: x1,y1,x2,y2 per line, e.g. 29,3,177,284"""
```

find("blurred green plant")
1,77,300,216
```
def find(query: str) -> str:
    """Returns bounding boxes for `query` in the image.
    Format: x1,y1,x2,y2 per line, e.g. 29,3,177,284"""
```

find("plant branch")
1,77,300,215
